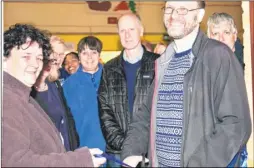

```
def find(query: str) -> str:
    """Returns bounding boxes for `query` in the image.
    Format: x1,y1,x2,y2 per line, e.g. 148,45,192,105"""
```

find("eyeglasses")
52,52,65,58
162,7,201,15
44,58,58,65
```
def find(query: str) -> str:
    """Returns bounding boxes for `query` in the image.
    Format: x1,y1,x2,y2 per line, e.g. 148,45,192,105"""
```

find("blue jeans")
228,145,248,167
106,153,121,168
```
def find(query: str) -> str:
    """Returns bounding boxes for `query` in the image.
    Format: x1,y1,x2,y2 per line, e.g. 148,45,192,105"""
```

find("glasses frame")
43,58,58,65
162,6,201,15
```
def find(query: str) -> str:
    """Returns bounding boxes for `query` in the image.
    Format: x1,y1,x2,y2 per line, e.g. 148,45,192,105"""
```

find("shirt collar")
123,46,144,64
173,25,199,53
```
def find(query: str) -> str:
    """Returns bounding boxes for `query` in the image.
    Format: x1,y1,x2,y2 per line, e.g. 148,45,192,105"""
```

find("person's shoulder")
62,72,80,88
3,89,24,117
144,50,160,61
203,38,233,60
103,55,121,69
200,38,235,72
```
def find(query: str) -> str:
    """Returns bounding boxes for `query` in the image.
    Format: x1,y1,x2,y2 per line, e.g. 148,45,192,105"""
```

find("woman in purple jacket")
2,23,106,167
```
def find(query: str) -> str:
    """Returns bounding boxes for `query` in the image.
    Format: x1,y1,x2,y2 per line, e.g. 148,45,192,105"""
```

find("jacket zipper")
132,67,141,120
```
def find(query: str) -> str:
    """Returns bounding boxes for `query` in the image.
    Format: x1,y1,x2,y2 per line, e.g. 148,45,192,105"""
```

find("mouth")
85,61,94,64
170,22,184,26
68,67,74,71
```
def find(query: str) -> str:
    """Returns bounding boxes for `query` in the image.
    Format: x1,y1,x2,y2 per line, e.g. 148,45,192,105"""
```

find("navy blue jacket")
31,80,79,151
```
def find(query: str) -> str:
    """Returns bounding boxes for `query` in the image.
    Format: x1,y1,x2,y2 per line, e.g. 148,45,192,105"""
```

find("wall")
4,1,243,50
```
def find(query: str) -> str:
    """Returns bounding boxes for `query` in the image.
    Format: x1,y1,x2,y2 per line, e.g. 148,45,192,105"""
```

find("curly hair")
4,24,52,59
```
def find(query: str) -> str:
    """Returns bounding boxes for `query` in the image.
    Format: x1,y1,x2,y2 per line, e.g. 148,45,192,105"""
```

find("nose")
219,34,225,42
30,56,39,68
171,9,179,19
125,30,130,39
87,53,93,59
68,61,73,68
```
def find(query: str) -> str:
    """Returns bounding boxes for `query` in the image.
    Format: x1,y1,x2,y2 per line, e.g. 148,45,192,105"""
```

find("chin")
168,31,185,39
24,79,36,87
124,45,138,50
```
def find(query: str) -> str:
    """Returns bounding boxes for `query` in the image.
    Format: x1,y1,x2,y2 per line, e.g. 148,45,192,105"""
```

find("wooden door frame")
251,1,254,111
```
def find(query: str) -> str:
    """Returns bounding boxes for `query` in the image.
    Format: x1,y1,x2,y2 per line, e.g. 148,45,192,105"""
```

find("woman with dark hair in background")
63,36,106,155
62,51,80,75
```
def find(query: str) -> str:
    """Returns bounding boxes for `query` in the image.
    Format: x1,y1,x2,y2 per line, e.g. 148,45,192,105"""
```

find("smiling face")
79,45,100,74
163,1,201,39
63,53,80,75
50,37,67,68
118,14,143,50
4,38,43,87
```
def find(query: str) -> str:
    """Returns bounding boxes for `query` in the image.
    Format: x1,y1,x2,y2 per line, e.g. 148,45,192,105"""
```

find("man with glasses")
31,45,80,152
121,1,251,167
49,36,70,85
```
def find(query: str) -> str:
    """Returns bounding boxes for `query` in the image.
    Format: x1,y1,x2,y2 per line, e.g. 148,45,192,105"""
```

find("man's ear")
234,29,238,42
140,26,144,37
197,9,205,23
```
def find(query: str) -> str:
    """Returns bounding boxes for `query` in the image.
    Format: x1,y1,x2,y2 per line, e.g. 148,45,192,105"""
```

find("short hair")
4,24,52,59
207,12,237,35
198,1,206,9
117,13,143,29
62,52,79,66
77,36,103,54
50,35,67,48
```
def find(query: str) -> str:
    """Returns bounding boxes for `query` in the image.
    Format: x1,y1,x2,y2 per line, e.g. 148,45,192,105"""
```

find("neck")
82,66,99,74
124,43,143,60
232,46,236,52
174,25,199,53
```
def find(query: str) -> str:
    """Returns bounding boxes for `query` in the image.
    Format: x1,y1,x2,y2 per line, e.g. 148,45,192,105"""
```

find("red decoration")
114,1,129,11
108,17,118,24
87,1,112,11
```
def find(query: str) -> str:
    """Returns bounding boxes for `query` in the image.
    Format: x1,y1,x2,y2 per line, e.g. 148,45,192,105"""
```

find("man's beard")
167,15,198,40
47,69,60,82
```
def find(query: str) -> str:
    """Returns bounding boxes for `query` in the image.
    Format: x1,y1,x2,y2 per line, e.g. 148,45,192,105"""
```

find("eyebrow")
23,52,32,55
23,52,43,57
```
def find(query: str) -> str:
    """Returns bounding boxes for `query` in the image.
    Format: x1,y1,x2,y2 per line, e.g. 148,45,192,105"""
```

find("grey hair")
117,13,144,29
207,12,237,36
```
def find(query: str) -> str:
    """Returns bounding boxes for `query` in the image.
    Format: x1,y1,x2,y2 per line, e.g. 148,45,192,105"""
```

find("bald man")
98,13,159,167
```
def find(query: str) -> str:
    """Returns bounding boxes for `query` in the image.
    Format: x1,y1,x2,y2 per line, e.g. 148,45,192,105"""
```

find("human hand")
89,148,106,167
40,62,51,78
154,43,166,55
123,155,149,167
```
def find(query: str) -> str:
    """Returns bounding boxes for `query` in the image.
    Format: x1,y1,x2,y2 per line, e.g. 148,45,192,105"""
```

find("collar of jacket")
123,45,144,64
106,45,153,74
158,28,207,66
77,63,103,75
3,71,31,102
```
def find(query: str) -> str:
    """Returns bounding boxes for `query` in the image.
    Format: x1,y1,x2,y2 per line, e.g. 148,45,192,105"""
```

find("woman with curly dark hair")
2,24,106,167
